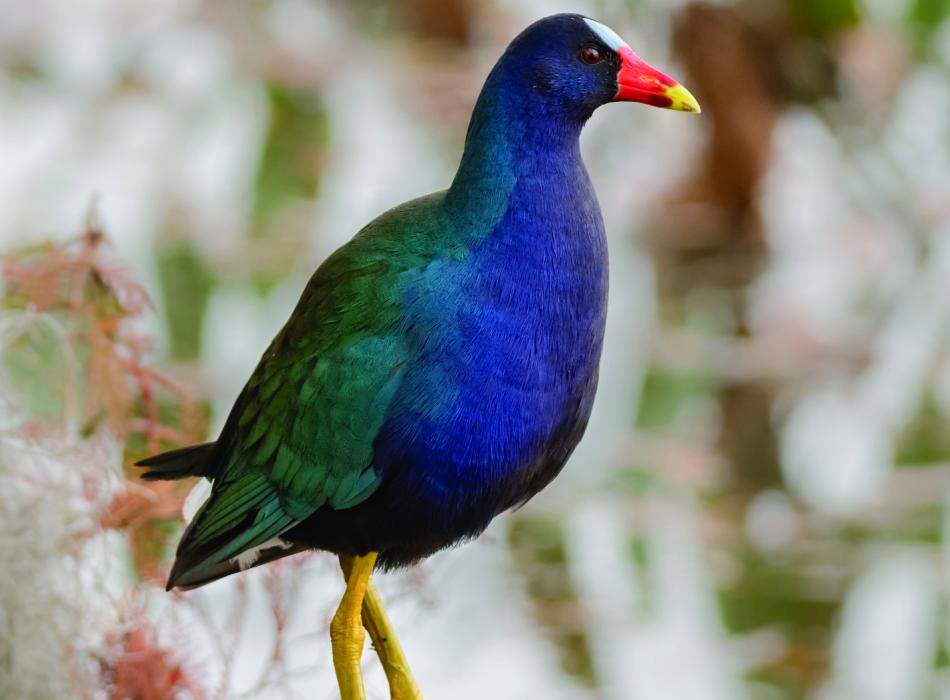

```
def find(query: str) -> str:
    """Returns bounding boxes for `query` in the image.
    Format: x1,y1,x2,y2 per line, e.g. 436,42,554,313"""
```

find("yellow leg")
331,552,377,700
340,556,423,700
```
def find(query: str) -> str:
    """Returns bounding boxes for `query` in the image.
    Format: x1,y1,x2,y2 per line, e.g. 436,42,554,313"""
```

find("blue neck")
378,53,610,530
443,58,590,228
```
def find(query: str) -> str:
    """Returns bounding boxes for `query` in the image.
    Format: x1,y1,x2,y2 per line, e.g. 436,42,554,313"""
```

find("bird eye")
579,46,602,65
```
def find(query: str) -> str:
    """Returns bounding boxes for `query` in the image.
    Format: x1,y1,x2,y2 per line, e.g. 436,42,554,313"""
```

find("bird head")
501,14,700,118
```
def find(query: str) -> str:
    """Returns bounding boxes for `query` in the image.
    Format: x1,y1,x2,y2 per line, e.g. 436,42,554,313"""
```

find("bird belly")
361,333,600,563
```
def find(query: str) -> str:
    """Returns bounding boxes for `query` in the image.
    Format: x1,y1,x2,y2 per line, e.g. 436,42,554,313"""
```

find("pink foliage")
107,620,204,700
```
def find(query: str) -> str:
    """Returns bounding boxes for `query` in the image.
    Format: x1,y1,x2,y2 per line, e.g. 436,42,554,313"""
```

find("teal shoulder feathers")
151,192,451,588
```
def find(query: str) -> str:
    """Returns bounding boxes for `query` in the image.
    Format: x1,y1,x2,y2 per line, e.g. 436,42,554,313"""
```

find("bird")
138,13,699,699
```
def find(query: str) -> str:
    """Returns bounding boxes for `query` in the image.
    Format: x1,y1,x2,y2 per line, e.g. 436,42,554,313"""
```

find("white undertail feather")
183,479,294,571
234,537,295,570
182,478,212,524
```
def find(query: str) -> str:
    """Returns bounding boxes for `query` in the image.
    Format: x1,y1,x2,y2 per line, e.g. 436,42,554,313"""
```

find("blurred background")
2,0,950,698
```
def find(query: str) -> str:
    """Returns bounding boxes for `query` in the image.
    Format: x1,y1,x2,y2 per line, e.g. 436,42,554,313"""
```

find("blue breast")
371,39,610,529
376,160,608,525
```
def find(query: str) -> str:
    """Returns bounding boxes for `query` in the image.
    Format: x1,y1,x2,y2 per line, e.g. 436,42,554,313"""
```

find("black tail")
136,442,216,481
167,538,308,590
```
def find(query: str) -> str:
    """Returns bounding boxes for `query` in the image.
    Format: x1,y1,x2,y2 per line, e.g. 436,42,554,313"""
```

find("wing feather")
164,193,447,587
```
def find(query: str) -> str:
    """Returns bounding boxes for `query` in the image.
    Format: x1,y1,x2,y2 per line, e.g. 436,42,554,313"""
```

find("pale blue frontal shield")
582,17,628,51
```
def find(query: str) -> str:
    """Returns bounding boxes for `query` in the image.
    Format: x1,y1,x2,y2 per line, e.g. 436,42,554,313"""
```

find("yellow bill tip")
664,83,701,114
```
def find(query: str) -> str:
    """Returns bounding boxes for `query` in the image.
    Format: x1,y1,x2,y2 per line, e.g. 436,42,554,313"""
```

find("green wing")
168,194,443,588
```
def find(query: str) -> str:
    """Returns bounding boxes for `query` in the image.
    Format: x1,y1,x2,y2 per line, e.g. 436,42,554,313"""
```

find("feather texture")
140,14,626,586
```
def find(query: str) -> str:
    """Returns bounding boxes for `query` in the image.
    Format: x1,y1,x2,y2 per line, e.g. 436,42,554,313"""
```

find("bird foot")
331,553,377,700
339,555,424,699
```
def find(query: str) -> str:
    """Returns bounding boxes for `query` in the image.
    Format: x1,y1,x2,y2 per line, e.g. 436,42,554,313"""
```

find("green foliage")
1,321,71,422
630,534,650,570
123,395,211,459
508,515,596,686
156,242,214,360
509,515,568,566
784,0,860,36
935,618,950,669
253,86,328,230
635,367,716,431
719,546,843,698
745,665,810,700
608,466,664,499
840,503,944,544
907,0,950,45
628,534,657,617
250,85,330,295
718,549,841,637
894,392,950,465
